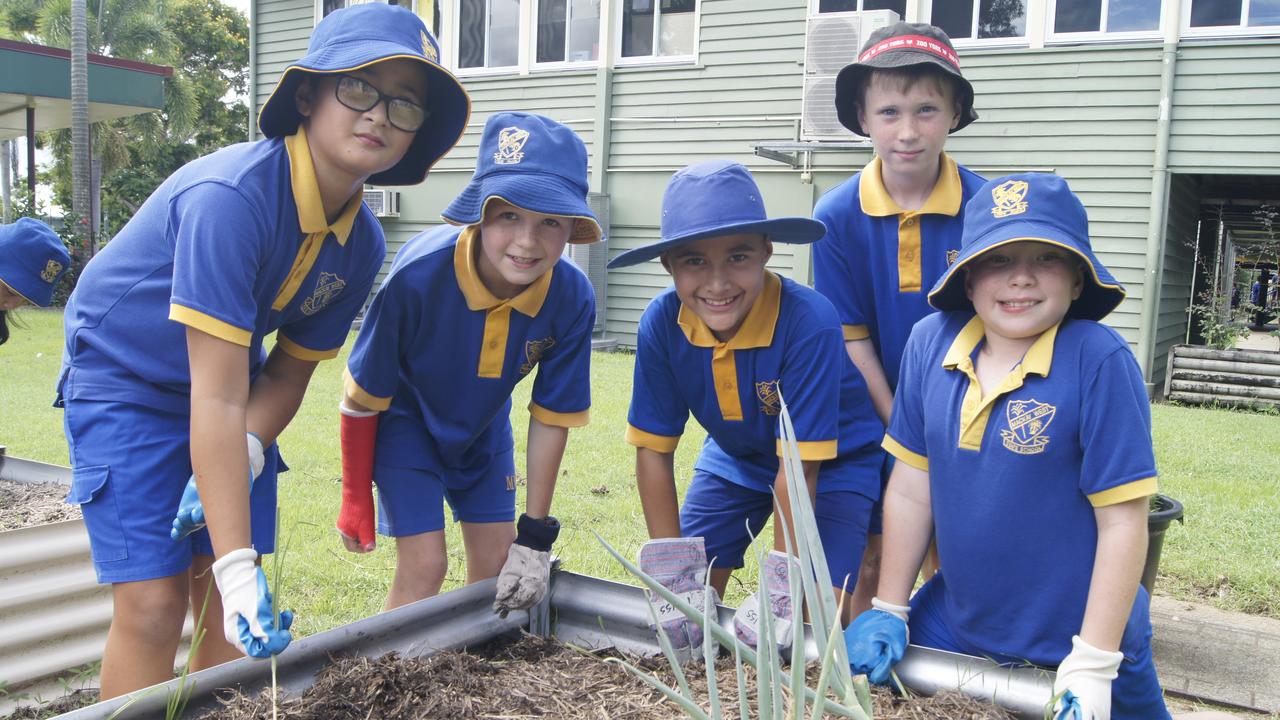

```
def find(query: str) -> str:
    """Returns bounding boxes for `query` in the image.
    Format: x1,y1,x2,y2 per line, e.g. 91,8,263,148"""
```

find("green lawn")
3,308,1278,637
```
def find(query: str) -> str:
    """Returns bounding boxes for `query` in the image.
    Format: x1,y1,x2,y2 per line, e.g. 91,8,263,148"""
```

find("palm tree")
71,0,89,251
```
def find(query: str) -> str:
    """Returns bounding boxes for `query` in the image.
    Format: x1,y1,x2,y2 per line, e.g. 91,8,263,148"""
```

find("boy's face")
295,58,426,185
964,241,1084,348
661,233,773,343
475,198,573,299
858,73,960,184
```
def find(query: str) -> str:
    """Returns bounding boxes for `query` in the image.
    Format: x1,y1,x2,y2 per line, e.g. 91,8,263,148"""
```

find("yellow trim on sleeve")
843,324,870,341
1088,477,1159,508
342,367,392,412
169,304,252,347
775,439,838,461
625,424,681,453
882,435,928,472
529,402,590,428
276,334,339,362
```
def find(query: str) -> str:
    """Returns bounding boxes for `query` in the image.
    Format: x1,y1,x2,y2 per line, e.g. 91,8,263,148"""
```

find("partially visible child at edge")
611,161,884,654
336,113,600,617
57,4,469,698
0,217,70,345
810,22,986,612
844,173,1171,720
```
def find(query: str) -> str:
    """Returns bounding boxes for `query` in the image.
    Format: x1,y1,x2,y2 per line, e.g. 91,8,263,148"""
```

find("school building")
248,0,1280,394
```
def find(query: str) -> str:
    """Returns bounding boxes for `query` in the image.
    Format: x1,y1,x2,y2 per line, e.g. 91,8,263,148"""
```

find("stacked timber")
1164,344,1280,410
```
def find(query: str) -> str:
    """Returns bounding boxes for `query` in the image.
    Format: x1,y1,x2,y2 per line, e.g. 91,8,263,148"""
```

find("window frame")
314,0,417,25
1044,0,1165,43
614,0,700,68
808,0,907,16
1181,0,1280,38
923,0,1029,49
532,0,602,70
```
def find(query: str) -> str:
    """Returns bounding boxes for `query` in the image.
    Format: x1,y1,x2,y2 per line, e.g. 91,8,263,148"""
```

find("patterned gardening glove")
171,433,264,542
733,550,796,651
493,513,560,616
210,548,293,658
1052,635,1123,720
844,597,911,685
638,537,718,652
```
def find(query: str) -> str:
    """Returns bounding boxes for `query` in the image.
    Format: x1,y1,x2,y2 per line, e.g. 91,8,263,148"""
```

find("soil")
200,633,1015,719
3,690,98,719
0,479,79,531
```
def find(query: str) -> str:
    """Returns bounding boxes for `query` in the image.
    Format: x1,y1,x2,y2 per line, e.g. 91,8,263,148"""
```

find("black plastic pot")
1142,493,1184,594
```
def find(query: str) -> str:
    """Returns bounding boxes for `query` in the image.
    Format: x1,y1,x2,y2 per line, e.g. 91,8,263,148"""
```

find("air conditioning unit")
801,9,900,142
362,187,400,218
566,192,609,335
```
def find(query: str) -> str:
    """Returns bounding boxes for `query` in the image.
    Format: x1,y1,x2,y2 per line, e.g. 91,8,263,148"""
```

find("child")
58,4,469,698
0,217,70,345
610,161,884,651
844,173,1169,720
811,22,987,610
337,112,600,615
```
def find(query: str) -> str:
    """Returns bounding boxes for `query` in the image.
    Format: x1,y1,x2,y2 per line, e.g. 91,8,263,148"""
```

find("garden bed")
0,479,79,531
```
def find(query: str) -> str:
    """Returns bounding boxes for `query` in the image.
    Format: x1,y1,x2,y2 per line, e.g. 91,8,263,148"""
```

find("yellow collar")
859,153,963,218
284,125,361,246
942,315,1059,377
453,226,553,316
677,271,781,349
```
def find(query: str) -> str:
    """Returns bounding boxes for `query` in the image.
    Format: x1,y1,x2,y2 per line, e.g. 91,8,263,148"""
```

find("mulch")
199,633,1015,719
0,479,79,531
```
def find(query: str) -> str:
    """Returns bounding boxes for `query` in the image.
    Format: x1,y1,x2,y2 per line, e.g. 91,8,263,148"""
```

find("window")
816,0,905,13
1050,0,1161,34
320,0,438,36
458,0,520,69
1188,0,1280,29
536,0,601,64
931,0,1026,41
621,0,697,60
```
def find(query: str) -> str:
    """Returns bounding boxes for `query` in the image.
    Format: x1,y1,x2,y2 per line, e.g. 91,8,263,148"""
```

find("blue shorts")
908,575,1170,720
62,399,280,585
679,469,873,591
374,448,517,537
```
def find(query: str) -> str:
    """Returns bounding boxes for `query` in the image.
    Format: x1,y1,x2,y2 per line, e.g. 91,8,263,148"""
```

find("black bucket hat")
834,22,978,137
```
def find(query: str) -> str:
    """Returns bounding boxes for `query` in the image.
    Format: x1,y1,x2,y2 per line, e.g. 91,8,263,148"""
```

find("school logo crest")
519,336,556,375
420,31,438,63
990,179,1029,219
945,249,960,266
300,272,345,316
756,380,780,416
494,126,529,165
41,259,63,283
1000,398,1055,455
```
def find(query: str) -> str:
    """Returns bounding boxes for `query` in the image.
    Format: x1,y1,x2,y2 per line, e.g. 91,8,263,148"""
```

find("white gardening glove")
734,550,796,651
171,432,265,541
493,514,559,616
210,547,293,658
1053,635,1123,720
638,537,718,652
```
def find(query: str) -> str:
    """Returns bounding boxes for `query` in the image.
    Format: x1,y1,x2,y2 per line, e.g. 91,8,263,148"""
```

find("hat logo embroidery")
945,249,960,265
301,271,345,316
1000,398,1054,455
41,259,64,283
519,336,556,375
756,380,780,416
990,180,1029,219
420,31,438,63
494,126,529,165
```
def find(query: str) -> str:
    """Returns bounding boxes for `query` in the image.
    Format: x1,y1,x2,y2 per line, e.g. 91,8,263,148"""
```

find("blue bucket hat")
0,218,71,307
928,173,1126,321
442,112,603,245
257,3,470,186
607,161,825,268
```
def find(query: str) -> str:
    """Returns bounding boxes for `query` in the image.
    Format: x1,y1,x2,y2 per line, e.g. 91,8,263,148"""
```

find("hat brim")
607,217,825,269
927,226,1127,321
442,173,603,245
834,60,978,137
258,52,470,186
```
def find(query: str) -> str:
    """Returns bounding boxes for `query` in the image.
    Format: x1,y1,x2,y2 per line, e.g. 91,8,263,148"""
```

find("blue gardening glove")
844,597,911,685
1052,635,1122,720
638,537,718,651
210,548,293,658
734,550,795,651
171,433,265,541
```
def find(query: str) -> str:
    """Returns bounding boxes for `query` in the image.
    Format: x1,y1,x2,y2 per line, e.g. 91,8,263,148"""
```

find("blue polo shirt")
812,154,986,389
884,312,1159,666
344,224,593,475
61,126,385,414
626,272,883,497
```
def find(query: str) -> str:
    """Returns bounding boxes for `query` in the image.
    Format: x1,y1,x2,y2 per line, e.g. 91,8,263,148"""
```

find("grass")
2,308,1278,635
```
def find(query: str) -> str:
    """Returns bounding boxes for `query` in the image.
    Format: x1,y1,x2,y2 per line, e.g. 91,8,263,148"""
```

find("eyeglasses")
334,75,427,133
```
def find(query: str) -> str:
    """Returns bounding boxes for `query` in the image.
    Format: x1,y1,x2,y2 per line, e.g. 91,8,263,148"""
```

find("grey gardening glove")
734,550,796,651
638,537,718,652
493,514,559,616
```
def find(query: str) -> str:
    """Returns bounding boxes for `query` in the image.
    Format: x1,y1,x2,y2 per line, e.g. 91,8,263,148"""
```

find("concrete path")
1151,594,1280,716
